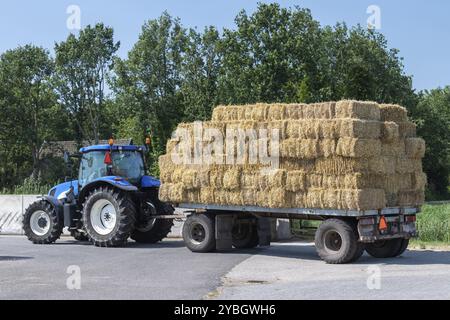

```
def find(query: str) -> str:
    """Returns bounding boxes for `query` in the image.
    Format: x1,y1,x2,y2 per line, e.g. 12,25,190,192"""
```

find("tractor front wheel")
82,187,136,247
23,200,63,244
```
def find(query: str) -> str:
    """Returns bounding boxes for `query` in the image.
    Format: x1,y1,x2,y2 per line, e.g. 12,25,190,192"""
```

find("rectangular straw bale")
209,169,225,188
305,189,324,208
323,189,343,209
344,173,384,189
307,174,323,188
268,188,288,208
319,139,337,157
199,187,215,203
285,104,306,119
184,190,199,203
385,192,398,207
257,169,286,190
335,100,380,120
281,139,320,159
315,157,367,175
398,190,424,206
268,120,288,139
313,102,336,119
383,174,412,193
223,168,241,190
368,157,395,175
381,140,405,156
318,120,338,139
381,122,399,142
396,157,416,174
380,104,408,123
214,190,228,205
226,191,242,206
337,119,380,139
287,192,306,208
241,189,257,206
158,183,185,203
241,172,258,188
405,138,426,159
285,171,306,192
342,189,386,210
267,104,286,120
336,138,381,158
251,104,270,121
211,105,226,121
280,158,316,171
411,172,427,190
181,169,199,190
398,122,417,138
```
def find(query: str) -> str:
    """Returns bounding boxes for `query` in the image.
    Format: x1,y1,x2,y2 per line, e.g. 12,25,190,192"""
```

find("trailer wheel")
315,218,361,264
365,239,403,258
23,200,63,244
232,221,259,249
82,187,136,247
131,203,174,243
394,239,410,257
183,214,215,253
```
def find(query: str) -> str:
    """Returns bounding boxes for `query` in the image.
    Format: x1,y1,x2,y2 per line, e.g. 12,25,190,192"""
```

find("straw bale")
319,139,337,157
336,138,381,158
268,104,287,120
209,169,224,188
251,104,270,121
211,105,226,121
398,122,417,138
181,169,199,190
411,172,427,191
398,190,424,206
241,189,257,206
199,187,215,203
285,104,306,119
285,171,306,192
396,157,416,174
223,168,241,190
337,119,381,139
341,189,386,210
185,190,199,203
380,104,408,123
281,139,320,159
335,100,380,120
381,140,405,156
158,183,185,203
405,138,426,159
381,122,399,142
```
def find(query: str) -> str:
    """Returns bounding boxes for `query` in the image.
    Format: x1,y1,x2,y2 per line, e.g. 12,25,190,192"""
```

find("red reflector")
104,151,112,165
405,215,416,223
379,216,388,230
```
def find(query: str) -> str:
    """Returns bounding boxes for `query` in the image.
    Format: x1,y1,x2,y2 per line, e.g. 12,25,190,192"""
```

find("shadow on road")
0,256,33,261
252,243,450,265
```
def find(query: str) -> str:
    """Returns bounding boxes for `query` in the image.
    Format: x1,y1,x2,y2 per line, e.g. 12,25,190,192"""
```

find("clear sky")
0,0,448,91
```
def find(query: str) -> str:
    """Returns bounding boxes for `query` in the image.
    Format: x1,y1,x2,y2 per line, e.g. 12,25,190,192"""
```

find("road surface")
0,236,449,299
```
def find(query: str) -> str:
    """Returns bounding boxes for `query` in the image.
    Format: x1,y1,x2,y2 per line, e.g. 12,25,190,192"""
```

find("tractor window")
79,151,108,187
111,151,145,183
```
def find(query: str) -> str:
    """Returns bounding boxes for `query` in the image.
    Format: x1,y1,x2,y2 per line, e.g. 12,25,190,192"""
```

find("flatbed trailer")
174,203,420,264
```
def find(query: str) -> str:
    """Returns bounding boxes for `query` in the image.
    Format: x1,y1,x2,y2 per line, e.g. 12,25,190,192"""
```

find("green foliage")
416,204,450,243
0,177,56,195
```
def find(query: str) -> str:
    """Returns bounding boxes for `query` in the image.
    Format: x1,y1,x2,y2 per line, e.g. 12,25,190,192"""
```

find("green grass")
416,204,450,243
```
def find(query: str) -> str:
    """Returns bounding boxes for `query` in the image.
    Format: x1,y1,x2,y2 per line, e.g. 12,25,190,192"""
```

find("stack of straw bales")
159,101,426,211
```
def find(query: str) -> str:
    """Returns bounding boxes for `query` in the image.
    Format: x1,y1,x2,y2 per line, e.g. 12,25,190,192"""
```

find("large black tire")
23,200,63,244
182,214,216,253
394,239,410,257
315,218,362,264
82,187,136,247
131,203,174,243
70,229,90,241
365,239,404,258
232,221,259,249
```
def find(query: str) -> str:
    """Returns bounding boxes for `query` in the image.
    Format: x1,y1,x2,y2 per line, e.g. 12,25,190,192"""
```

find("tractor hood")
49,180,79,199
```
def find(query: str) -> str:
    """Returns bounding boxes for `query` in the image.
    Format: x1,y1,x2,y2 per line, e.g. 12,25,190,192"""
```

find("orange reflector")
104,151,112,165
379,216,388,230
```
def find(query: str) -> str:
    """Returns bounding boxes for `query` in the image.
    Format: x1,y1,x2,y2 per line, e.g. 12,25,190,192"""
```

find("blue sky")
0,0,448,91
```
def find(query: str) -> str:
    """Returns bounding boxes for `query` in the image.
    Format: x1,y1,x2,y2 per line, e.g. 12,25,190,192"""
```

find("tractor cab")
78,144,146,188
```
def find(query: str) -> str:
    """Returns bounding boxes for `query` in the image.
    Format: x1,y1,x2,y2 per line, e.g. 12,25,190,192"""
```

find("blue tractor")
22,140,174,247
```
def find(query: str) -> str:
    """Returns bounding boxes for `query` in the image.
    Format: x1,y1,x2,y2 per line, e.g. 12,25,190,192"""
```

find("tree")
410,88,450,198
54,23,120,144
181,26,221,121
0,45,64,186
113,12,188,172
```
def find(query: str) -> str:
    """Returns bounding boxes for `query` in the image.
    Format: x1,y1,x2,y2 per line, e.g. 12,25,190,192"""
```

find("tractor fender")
78,177,138,205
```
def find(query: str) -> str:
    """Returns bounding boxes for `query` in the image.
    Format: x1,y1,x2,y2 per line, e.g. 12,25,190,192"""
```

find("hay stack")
159,100,426,211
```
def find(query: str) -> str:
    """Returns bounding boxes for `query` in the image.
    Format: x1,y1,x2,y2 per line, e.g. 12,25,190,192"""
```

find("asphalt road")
0,236,253,300
1,236,449,300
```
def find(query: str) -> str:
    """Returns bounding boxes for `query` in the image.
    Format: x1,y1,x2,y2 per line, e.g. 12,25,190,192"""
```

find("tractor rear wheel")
131,203,174,243
23,200,63,244
82,187,136,247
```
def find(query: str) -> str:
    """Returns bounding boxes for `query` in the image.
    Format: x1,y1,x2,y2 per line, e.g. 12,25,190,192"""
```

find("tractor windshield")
79,150,145,187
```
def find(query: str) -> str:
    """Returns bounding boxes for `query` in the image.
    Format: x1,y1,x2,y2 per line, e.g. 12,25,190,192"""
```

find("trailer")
176,203,419,264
